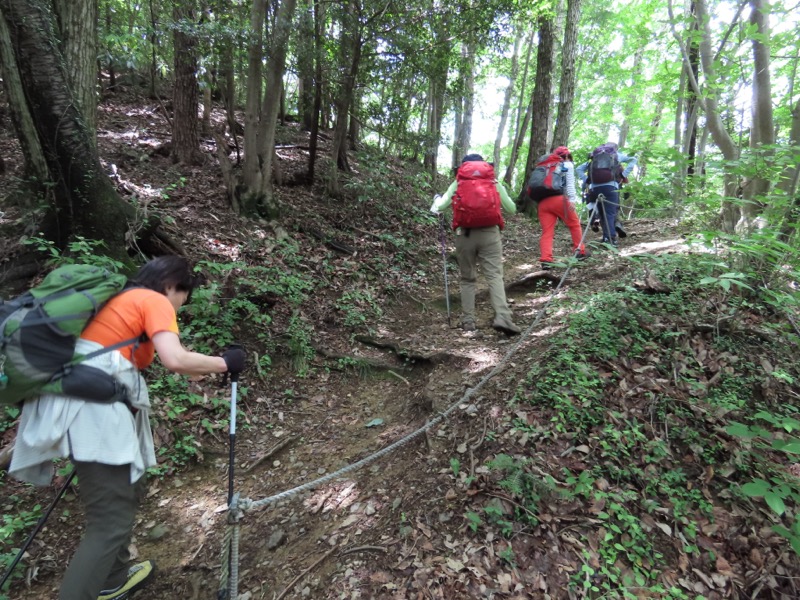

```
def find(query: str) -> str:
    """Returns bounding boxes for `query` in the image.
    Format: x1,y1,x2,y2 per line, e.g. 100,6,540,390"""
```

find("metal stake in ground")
437,212,451,327
0,469,76,590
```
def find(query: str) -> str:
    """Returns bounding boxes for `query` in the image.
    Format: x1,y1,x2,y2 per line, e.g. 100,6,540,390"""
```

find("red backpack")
452,161,504,230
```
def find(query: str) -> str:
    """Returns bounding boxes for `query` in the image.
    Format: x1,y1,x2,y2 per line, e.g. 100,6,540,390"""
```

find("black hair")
461,153,484,163
128,255,201,300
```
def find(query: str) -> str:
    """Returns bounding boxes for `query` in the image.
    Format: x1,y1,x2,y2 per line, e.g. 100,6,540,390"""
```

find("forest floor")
2,93,800,600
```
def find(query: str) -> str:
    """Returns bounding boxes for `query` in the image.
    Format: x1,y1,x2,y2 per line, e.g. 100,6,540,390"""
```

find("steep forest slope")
2,97,800,600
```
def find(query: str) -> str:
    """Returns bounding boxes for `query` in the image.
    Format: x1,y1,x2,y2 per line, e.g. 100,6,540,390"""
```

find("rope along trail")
217,199,606,597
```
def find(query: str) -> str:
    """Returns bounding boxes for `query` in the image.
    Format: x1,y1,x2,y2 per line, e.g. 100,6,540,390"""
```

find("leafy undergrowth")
464,254,800,599
1,96,800,600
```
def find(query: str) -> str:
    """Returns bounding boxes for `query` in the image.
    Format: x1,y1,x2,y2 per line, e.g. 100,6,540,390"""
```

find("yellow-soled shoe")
97,560,155,600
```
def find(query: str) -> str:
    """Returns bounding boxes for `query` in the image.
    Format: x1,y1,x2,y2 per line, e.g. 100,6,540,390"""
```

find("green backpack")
0,264,139,406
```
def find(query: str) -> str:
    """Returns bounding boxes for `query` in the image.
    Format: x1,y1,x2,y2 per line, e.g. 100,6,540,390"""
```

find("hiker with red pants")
576,142,637,246
430,153,521,335
9,256,246,600
525,146,586,270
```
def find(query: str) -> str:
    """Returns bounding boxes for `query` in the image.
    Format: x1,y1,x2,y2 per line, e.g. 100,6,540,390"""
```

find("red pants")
537,195,585,263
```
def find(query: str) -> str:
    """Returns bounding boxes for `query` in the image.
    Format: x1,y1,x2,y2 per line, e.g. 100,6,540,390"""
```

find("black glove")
222,344,246,379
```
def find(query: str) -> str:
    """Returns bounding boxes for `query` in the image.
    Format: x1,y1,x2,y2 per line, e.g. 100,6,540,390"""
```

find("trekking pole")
0,469,76,590
218,370,240,600
437,212,452,327
227,372,239,506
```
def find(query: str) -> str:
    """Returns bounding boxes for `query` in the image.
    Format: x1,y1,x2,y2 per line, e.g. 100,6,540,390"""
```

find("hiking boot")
98,560,155,600
541,261,554,271
461,318,476,332
492,316,521,336
591,219,600,232
615,223,627,238
575,250,588,260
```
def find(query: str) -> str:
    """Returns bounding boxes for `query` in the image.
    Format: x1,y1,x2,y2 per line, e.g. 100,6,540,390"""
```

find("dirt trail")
6,215,685,600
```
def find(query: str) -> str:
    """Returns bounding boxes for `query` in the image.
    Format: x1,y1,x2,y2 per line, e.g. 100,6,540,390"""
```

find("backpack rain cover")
452,161,504,230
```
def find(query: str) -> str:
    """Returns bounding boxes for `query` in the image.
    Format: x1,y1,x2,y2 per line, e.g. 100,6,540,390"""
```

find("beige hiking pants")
454,226,512,322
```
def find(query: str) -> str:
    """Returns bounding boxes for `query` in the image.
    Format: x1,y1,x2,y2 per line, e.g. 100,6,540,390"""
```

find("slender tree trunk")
172,0,202,164
740,0,774,226
552,0,582,147
0,11,49,191
451,42,475,168
218,34,240,162
618,47,643,149
252,0,297,214
423,3,451,177
523,16,556,193
504,28,535,186
242,0,266,194
307,0,323,181
505,100,532,189
673,0,740,230
297,0,315,131
327,0,362,195
494,33,521,167
638,87,666,181
779,98,800,238
684,1,700,179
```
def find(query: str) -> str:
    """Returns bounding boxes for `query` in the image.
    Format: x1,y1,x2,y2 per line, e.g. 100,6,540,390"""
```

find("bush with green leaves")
0,499,42,598
22,235,126,273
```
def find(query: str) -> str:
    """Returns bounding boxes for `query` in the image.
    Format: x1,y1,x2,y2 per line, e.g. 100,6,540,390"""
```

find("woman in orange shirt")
10,256,246,600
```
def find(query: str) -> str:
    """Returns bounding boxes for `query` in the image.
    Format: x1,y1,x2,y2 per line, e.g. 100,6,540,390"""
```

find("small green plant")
285,312,315,377
450,457,461,478
399,512,412,537
335,287,383,332
0,503,43,594
22,235,125,272
464,511,482,532
498,545,516,566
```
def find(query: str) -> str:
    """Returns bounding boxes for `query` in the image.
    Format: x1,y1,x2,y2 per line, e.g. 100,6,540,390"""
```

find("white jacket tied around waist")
10,339,156,486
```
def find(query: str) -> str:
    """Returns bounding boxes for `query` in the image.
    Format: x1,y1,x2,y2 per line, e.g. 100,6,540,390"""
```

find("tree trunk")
523,16,556,193
451,42,475,168
618,47,643,150
172,0,202,165
493,31,521,167
0,10,49,192
307,0,323,181
505,99,532,189
54,0,98,137
297,0,315,131
638,87,666,181
0,0,133,258
684,1,700,180
242,0,266,197
326,0,362,196
218,32,240,163
503,28,535,187
672,0,741,230
252,0,297,215
552,0,581,147
739,0,774,227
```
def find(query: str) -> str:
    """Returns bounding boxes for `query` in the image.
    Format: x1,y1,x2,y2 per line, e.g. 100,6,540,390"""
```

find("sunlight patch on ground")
304,480,360,514
462,347,503,373
516,262,540,271
621,238,688,256
204,235,241,260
